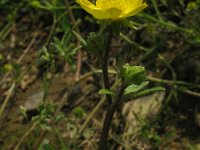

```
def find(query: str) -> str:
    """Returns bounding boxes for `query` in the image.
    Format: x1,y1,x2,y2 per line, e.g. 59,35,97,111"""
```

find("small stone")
24,91,44,110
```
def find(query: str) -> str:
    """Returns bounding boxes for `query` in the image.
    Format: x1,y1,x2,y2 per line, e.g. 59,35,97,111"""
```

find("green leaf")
39,144,55,150
187,2,198,10
0,53,3,61
125,87,165,102
31,1,43,8
73,107,85,118
111,20,122,36
73,31,87,46
123,64,146,85
122,19,139,30
98,88,115,96
86,32,107,57
124,81,149,95
97,19,111,33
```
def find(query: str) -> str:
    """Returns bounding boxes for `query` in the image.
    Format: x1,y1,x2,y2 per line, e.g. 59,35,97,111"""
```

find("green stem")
151,0,163,21
141,13,193,34
101,28,113,105
98,27,113,150
98,26,126,148
98,83,126,150
98,106,115,150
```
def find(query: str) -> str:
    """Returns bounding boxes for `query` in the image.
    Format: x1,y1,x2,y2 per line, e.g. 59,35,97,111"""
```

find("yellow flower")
76,0,148,19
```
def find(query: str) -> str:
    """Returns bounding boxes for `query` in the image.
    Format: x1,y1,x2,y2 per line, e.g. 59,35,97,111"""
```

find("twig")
14,121,38,150
177,88,200,97
33,89,69,149
151,0,163,21
44,14,57,47
79,96,106,133
140,13,193,34
79,69,200,99
16,34,37,64
0,34,37,119
0,34,37,86
158,54,176,81
0,22,12,41
79,69,200,89
64,0,82,81
147,76,200,89
0,82,16,119
79,78,120,134
120,33,149,52
53,125,67,149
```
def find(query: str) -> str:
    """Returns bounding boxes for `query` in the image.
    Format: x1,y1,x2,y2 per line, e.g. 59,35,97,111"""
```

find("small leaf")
41,144,55,150
122,19,139,30
31,1,42,8
0,53,3,61
124,81,149,95
73,107,85,118
97,19,111,33
187,2,198,11
111,20,122,36
125,87,165,102
98,88,115,96
86,32,107,57
4,64,13,72
73,31,87,46
123,64,146,85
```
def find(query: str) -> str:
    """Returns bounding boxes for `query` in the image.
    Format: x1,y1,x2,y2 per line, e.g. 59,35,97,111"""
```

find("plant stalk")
98,27,113,149
98,26,126,149
101,28,113,105
98,83,126,150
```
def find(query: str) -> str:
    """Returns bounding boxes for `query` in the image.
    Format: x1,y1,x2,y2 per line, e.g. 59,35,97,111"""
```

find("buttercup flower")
76,0,147,19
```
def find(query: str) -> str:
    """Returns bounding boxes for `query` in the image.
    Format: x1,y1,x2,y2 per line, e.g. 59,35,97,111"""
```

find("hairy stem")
98,27,113,150
98,83,126,150
101,28,113,105
98,26,126,149
98,106,115,150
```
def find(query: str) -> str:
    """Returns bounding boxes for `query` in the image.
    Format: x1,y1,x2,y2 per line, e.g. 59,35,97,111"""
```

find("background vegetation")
0,0,200,149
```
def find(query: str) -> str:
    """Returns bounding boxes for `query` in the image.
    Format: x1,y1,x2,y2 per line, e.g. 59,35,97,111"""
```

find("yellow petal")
77,0,147,19
96,0,106,8
122,2,148,18
92,7,122,19
96,0,124,10
77,0,100,15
